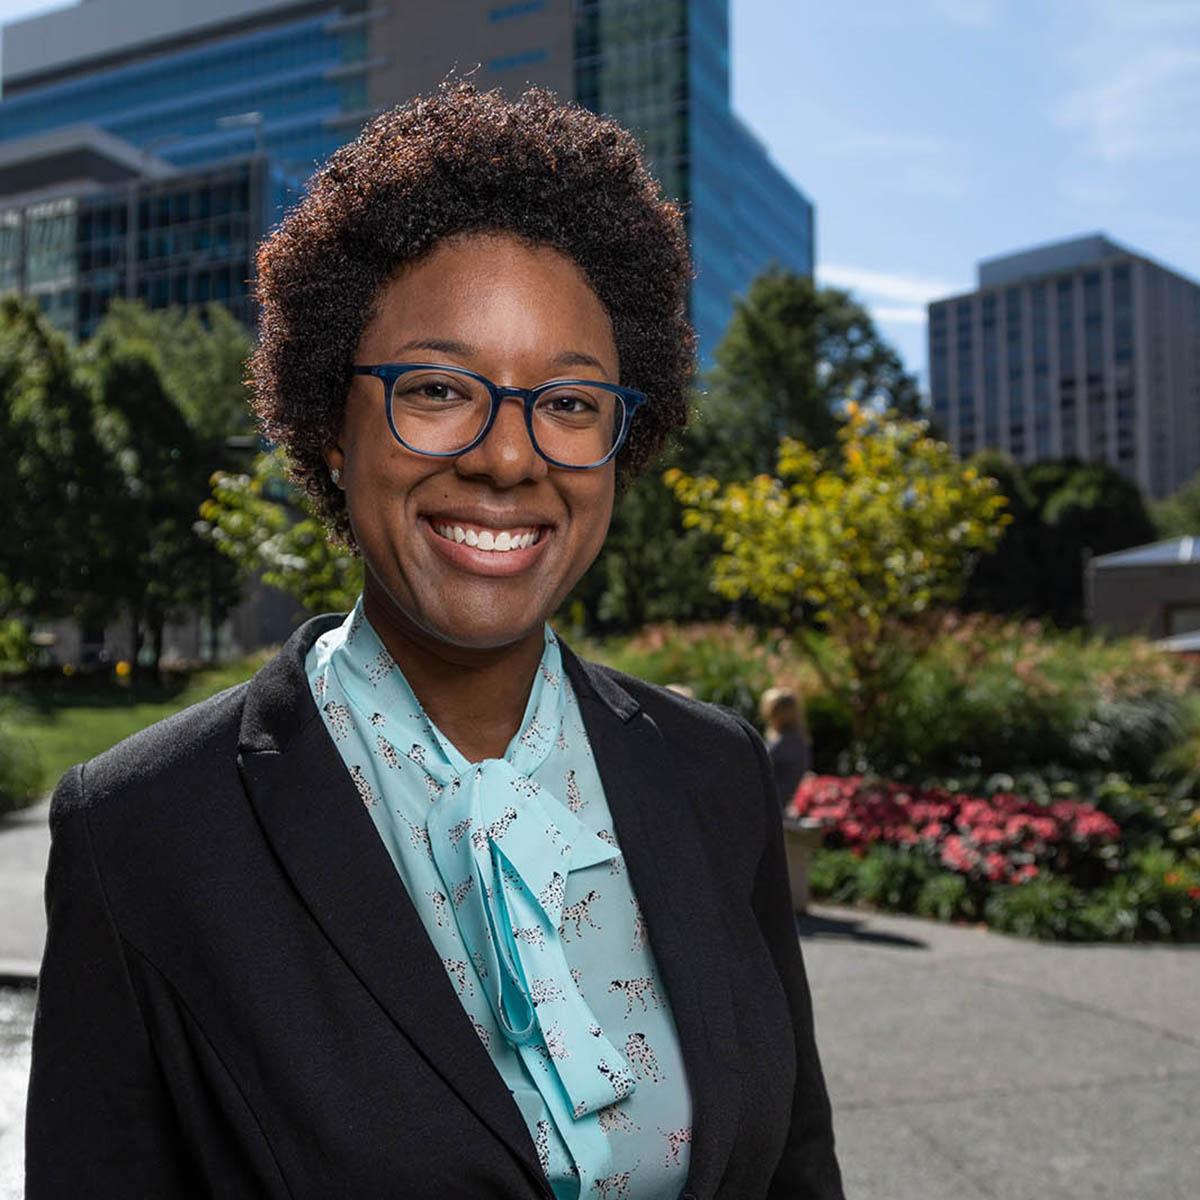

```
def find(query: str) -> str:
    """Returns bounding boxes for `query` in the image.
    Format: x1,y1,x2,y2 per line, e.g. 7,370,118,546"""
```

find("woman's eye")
544,392,594,413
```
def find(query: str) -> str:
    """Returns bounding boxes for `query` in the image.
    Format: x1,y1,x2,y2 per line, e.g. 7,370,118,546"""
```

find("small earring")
330,467,342,486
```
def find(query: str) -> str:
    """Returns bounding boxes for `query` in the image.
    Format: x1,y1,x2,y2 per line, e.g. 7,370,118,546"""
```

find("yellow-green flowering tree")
199,449,362,614
666,405,1010,747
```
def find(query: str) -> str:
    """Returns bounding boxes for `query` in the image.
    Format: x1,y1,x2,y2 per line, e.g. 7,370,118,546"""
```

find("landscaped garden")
588,616,1200,942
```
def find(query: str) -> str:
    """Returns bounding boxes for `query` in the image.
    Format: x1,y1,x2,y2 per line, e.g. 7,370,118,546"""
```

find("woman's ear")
324,442,346,488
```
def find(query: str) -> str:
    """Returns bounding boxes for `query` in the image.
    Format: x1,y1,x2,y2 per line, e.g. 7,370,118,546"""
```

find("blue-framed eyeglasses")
351,362,646,470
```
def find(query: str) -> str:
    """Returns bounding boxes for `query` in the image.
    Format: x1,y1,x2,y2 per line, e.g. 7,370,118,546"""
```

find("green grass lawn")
2,653,269,794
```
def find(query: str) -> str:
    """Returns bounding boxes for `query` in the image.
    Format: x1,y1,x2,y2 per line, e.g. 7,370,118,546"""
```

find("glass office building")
928,235,1200,500
1,0,814,359
574,0,814,359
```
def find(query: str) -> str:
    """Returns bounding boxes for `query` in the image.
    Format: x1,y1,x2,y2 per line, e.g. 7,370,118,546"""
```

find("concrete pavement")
0,801,47,985
1,799,1198,1197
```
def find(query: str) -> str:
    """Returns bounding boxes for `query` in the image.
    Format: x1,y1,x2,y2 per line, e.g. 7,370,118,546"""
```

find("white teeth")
432,521,543,552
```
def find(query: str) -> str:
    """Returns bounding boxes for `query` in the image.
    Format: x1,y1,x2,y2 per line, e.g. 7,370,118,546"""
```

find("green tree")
965,456,1157,625
667,405,1009,745
87,339,242,670
0,297,121,623
200,449,362,614
93,299,254,439
699,268,923,478
1151,470,1200,539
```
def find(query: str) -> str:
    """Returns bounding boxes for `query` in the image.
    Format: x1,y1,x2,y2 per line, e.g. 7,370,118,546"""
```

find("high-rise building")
0,0,814,360
928,234,1200,499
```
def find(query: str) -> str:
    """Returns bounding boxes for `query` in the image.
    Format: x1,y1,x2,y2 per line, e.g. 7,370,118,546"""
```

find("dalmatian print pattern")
596,829,624,875
660,1126,692,1168
470,805,518,852
364,647,395,685
308,604,691,1199
565,768,584,813
608,977,663,1018
349,765,377,808
426,889,448,927
322,700,352,740
598,1103,640,1135
592,1168,636,1199
443,957,473,997
559,890,603,940
625,1033,665,1083
530,978,566,1006
375,734,402,770
630,899,648,952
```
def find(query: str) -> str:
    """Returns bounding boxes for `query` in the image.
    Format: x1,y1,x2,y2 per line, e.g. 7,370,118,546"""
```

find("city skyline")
733,0,1200,383
2,0,1197,386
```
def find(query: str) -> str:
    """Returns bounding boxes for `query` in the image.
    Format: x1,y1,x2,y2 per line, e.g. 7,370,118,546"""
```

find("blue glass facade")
574,0,814,363
1,0,814,360
0,7,366,196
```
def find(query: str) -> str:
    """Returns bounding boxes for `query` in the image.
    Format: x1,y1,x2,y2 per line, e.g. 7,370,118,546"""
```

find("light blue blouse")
307,600,692,1199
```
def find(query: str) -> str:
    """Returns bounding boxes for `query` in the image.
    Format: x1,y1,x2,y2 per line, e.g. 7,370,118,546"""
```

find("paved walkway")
0,802,48,984
1,800,1198,1197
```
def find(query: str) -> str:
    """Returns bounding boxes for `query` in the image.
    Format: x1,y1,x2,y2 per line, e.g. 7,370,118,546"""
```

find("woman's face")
329,232,619,652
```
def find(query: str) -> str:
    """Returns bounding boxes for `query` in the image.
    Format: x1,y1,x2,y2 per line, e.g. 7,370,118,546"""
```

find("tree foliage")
571,270,925,632
0,298,252,670
0,298,120,621
93,299,254,439
964,455,1157,625
200,449,362,614
667,406,1010,744
1151,470,1200,540
698,267,923,478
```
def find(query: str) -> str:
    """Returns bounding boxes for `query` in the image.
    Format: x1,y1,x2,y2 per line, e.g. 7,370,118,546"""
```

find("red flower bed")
788,775,1121,885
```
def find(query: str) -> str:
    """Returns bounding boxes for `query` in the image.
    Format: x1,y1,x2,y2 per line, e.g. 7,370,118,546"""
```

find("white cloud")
933,0,999,30
813,127,969,201
817,264,962,307
1057,46,1200,162
871,305,930,325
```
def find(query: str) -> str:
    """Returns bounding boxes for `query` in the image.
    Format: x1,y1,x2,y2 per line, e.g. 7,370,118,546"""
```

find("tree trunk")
150,612,165,678
128,609,143,674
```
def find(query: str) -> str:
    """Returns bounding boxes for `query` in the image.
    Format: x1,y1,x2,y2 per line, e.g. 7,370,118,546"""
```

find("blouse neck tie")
322,601,637,1124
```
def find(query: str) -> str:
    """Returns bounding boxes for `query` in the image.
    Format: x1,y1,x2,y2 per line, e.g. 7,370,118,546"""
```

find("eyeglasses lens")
387,367,624,467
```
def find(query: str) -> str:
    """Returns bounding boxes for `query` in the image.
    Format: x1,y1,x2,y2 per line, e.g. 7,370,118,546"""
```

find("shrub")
983,875,1084,940
0,719,44,815
590,622,822,724
589,612,1197,784
791,774,1121,890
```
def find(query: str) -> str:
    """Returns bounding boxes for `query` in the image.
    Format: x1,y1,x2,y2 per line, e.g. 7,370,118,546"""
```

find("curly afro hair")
251,82,696,547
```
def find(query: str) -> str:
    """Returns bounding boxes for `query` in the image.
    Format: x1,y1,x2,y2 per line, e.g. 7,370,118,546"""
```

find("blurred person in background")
761,687,813,811
25,85,843,1200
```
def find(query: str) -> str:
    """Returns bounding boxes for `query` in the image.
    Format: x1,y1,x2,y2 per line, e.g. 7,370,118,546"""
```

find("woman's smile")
420,513,552,577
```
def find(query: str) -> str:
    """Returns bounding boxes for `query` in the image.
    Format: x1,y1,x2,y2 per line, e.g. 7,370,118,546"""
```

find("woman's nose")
454,394,547,485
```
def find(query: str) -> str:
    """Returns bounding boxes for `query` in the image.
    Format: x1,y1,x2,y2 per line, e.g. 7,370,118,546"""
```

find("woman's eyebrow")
386,340,611,376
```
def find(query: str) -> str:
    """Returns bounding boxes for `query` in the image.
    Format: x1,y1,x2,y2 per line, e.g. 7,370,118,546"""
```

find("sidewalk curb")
0,962,38,989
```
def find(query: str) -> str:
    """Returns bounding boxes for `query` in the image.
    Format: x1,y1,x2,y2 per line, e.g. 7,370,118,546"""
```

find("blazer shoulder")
62,679,250,822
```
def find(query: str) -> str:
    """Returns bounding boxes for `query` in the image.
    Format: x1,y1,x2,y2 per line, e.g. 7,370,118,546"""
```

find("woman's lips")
419,515,552,577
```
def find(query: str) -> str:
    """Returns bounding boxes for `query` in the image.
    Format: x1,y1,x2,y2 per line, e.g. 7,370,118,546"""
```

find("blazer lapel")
236,617,549,1197
561,642,744,1200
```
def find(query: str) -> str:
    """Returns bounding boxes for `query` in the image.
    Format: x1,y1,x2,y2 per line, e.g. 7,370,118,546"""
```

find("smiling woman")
25,84,846,1200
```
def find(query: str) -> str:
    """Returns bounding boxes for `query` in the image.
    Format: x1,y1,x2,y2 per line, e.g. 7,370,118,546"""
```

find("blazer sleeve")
25,764,202,1199
734,715,846,1200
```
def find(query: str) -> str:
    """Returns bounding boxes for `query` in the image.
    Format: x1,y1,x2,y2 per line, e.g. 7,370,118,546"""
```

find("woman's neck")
361,588,546,764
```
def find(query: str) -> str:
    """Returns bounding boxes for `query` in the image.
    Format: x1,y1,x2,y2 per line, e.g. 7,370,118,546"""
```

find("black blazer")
26,615,844,1200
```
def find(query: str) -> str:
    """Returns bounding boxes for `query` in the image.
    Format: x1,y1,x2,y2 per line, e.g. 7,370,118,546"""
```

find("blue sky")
2,0,1197,382
732,0,1200,381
